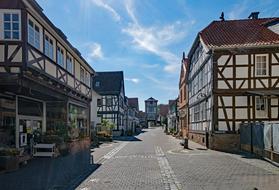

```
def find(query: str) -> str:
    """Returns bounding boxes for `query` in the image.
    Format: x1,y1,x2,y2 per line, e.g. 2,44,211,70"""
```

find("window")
85,72,90,86
28,19,40,49
256,97,266,111
255,55,268,76
4,13,20,40
194,105,200,122
44,35,54,59
80,67,85,83
66,55,73,74
200,68,204,88
106,97,113,107
95,81,100,87
97,99,102,106
57,46,64,67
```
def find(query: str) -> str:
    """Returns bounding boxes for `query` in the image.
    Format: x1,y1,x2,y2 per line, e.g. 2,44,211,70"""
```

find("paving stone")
76,128,279,190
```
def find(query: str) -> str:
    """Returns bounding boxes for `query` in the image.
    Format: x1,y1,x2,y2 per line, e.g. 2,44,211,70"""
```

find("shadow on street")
0,149,101,190
113,135,142,142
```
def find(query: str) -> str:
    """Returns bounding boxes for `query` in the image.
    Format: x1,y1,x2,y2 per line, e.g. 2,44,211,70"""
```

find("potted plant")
0,147,20,172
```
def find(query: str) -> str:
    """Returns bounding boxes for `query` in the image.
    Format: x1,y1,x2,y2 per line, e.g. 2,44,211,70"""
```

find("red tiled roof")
128,98,139,110
200,18,279,48
158,104,169,117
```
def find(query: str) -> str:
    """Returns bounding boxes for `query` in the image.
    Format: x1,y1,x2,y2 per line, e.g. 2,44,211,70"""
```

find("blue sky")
37,0,278,110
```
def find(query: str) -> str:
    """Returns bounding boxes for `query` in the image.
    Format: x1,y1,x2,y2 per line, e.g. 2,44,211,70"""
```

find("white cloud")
125,78,140,84
90,0,121,21
164,64,181,73
122,0,193,74
140,63,159,69
144,75,177,92
88,43,104,59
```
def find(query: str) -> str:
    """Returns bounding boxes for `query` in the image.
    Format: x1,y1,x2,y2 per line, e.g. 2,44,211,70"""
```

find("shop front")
0,92,90,156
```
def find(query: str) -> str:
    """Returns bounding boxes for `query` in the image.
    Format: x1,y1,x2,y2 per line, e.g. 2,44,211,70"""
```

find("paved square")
76,128,279,190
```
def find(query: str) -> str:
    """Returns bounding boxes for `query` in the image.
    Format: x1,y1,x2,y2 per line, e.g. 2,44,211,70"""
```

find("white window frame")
44,34,54,60
80,67,85,83
66,54,74,74
57,45,65,68
3,11,21,40
255,54,268,77
85,71,90,86
28,19,40,49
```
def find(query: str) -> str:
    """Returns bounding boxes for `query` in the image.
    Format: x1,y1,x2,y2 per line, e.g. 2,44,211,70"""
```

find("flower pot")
58,143,69,156
0,156,19,172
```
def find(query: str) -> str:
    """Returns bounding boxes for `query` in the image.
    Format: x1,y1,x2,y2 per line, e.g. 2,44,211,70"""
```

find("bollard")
184,138,188,149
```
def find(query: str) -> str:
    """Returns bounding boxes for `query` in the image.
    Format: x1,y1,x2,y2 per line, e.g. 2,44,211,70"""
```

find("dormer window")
267,20,279,35
95,81,100,87
4,13,20,40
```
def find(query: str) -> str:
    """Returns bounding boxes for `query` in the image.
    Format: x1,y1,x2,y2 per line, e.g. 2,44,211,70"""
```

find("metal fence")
240,122,279,153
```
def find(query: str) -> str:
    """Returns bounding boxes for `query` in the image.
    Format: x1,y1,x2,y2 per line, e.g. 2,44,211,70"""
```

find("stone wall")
209,133,240,152
188,132,206,146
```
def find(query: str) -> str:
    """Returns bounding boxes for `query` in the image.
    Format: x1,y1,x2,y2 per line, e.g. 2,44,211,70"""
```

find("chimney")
182,52,185,60
219,12,225,21
248,12,260,19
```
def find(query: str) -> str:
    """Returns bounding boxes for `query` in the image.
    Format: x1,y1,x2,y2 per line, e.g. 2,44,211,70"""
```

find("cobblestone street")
76,127,279,190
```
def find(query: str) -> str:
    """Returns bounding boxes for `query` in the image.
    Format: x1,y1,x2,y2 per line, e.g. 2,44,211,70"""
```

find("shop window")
0,97,16,146
68,104,89,137
46,102,67,132
18,97,43,117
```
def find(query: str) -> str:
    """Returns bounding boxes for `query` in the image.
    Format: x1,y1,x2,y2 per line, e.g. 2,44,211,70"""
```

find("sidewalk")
0,149,98,190
163,132,279,190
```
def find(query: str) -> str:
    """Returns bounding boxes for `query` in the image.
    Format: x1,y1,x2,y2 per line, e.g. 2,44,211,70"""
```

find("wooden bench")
33,143,55,157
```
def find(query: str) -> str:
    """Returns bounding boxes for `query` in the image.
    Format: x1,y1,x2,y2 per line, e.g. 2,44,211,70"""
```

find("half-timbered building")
93,71,126,135
167,99,178,134
188,13,279,151
0,0,94,150
178,53,189,138
127,98,139,134
145,97,158,128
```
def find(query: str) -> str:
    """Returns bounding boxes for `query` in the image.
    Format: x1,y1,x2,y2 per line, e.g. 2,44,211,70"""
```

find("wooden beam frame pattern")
214,48,279,133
